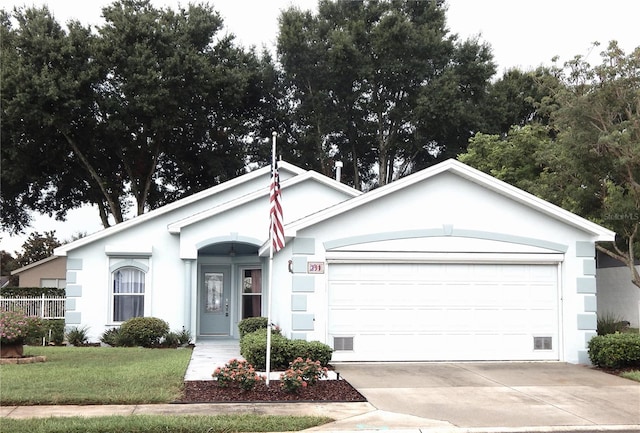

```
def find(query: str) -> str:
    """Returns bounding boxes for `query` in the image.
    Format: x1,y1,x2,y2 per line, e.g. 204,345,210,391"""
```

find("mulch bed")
177,379,366,403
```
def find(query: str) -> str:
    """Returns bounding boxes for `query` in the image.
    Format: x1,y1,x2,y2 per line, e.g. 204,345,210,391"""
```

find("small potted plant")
0,310,43,358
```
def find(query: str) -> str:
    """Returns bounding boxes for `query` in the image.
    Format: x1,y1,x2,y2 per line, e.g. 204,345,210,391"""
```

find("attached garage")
328,261,561,362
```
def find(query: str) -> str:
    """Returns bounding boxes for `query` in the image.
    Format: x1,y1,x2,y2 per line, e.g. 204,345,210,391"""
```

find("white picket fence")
0,295,66,319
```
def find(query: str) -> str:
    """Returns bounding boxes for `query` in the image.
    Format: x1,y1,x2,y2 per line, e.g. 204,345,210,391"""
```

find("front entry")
199,266,231,335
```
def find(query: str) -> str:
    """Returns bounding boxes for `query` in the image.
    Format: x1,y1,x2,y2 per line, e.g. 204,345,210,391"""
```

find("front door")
199,266,231,336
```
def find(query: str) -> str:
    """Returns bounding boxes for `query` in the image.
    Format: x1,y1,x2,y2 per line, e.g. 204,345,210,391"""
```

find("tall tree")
15,231,62,267
460,42,640,289
1,1,270,233
277,0,495,189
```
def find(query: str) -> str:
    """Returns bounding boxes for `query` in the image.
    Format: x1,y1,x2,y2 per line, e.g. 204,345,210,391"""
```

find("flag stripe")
270,160,285,252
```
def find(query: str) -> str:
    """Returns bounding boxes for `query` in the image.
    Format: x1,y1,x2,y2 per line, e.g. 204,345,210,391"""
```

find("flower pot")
1,342,24,358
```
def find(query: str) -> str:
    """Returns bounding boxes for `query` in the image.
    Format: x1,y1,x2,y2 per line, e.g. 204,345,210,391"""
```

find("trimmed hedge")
240,328,332,370
238,317,269,339
119,317,169,347
0,287,65,297
588,333,640,368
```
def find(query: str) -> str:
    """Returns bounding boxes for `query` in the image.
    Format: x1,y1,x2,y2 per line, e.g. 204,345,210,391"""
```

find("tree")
460,42,640,289
552,42,640,288
276,0,495,189
1,1,270,233
15,231,61,267
0,250,19,286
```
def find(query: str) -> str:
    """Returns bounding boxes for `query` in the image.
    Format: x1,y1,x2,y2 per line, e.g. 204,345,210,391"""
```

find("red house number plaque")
307,262,325,274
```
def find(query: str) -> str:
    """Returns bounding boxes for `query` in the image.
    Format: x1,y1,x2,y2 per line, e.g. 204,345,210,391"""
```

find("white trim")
53,162,308,256
105,245,153,257
168,171,360,234
325,251,564,264
286,159,616,241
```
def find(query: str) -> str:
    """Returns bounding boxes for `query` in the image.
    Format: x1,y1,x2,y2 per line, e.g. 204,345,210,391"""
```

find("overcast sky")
2,0,638,254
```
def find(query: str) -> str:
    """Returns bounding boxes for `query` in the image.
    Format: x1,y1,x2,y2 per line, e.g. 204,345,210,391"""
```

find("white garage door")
328,262,559,361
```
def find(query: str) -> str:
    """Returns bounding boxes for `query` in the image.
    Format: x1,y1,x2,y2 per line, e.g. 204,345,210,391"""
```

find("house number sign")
307,262,325,274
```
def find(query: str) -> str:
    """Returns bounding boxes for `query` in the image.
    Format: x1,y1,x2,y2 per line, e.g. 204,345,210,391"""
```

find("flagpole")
266,131,277,386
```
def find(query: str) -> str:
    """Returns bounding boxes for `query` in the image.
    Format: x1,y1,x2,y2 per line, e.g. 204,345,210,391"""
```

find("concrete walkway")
183,339,243,381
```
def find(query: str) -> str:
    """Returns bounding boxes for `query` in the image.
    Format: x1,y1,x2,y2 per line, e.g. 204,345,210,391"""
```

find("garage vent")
534,336,552,351
334,337,354,351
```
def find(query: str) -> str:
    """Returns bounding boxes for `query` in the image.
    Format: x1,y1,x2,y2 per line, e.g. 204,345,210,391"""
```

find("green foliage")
212,359,264,391
1,346,192,405
14,231,61,267
240,329,333,371
0,310,43,344
119,317,169,348
280,357,328,393
588,333,640,368
42,319,65,345
275,0,496,188
0,287,65,297
1,2,269,233
0,414,332,433
597,312,630,336
238,316,268,339
100,327,125,347
65,326,90,346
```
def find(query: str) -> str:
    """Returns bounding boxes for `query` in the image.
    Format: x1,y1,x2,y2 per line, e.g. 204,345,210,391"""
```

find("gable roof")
54,162,359,255
167,170,360,234
285,158,616,241
11,255,63,275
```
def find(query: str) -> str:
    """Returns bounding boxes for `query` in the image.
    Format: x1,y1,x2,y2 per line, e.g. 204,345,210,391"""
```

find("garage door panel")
329,263,559,361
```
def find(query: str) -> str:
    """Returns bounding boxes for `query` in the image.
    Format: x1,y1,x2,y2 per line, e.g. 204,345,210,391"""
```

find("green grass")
0,346,192,405
0,415,333,433
621,370,640,382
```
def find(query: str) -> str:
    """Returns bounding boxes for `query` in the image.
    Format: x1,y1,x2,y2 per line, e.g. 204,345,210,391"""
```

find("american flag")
270,159,285,252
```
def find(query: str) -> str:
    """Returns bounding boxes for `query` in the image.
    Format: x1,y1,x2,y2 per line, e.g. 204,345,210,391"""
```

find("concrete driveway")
333,362,640,429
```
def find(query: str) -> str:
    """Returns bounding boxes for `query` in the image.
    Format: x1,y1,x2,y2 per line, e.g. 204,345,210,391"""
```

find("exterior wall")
61,171,356,342
15,257,66,287
597,265,640,328
274,172,607,364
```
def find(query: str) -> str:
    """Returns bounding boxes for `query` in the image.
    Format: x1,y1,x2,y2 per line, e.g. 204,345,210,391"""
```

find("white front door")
328,262,559,361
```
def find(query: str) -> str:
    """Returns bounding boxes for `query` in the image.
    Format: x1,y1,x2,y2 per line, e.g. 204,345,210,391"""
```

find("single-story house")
54,159,615,364
11,256,67,288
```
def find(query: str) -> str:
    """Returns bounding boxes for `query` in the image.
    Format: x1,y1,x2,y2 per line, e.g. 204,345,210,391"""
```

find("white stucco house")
54,159,615,364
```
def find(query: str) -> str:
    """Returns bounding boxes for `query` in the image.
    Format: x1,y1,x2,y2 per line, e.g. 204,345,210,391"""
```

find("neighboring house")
10,256,67,288
596,251,640,328
54,159,615,364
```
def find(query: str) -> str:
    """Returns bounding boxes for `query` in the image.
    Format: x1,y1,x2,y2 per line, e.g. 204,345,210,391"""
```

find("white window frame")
109,259,150,324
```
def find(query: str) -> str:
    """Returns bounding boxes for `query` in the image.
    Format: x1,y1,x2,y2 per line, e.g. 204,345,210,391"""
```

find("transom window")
242,269,262,319
113,267,145,322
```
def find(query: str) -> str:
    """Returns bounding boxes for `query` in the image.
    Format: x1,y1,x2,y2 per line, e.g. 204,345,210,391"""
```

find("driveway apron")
333,362,640,428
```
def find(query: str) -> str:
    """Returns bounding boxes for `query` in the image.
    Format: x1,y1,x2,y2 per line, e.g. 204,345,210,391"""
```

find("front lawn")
0,346,192,405
0,415,332,433
621,370,640,382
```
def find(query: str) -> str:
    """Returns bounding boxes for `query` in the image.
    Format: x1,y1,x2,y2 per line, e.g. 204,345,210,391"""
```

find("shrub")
588,333,640,368
280,357,328,393
176,327,193,346
238,317,268,339
119,317,169,347
66,325,90,346
0,310,44,345
43,319,65,345
212,359,264,391
240,329,333,371
163,332,181,348
597,312,629,336
240,329,291,370
100,327,124,347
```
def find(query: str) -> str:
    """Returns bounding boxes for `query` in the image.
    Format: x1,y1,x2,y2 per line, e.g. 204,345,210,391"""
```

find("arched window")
113,267,145,322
